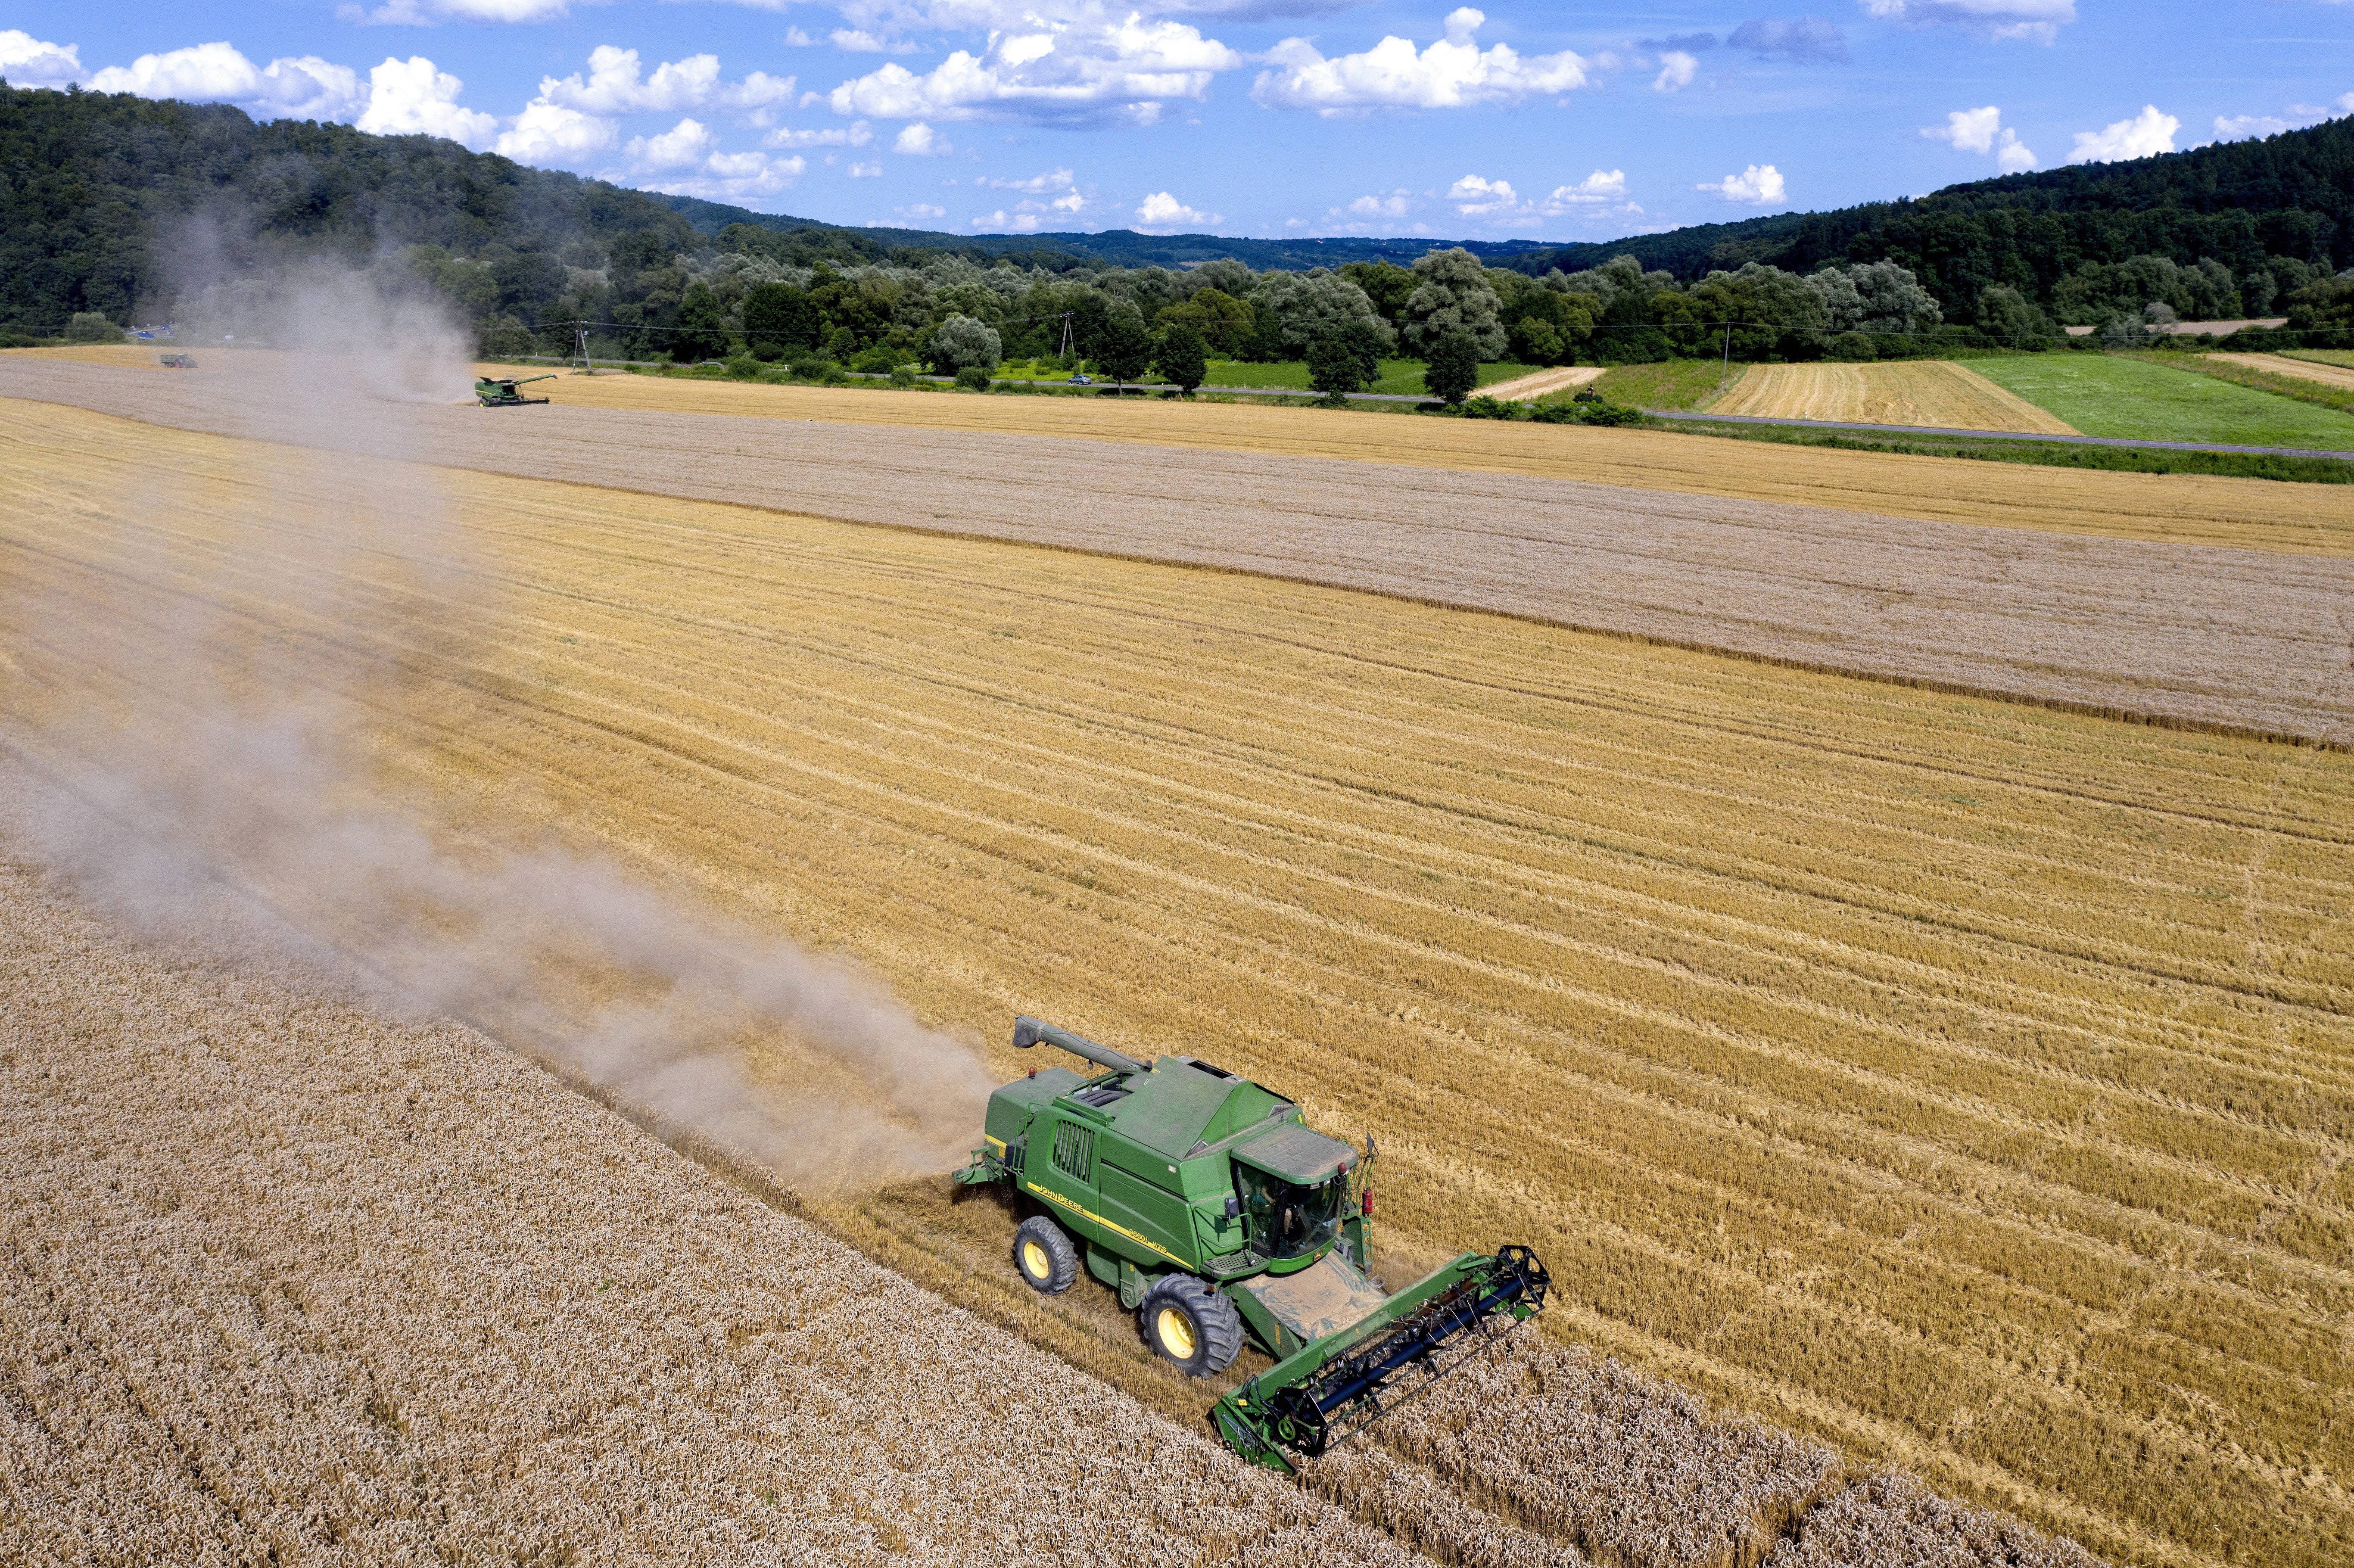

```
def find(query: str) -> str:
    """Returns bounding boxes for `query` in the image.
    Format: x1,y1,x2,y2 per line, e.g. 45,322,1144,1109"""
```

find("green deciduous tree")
1402,247,1507,360
927,314,1002,373
1096,300,1153,387
1424,330,1479,404
1154,324,1209,393
743,283,820,356
670,282,731,362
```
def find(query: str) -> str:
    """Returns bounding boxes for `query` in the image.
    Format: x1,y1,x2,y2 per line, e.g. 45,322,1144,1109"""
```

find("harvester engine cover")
956,1015,1547,1468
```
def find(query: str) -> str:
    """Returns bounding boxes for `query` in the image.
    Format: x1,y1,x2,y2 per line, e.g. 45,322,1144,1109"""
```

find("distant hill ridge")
4,78,2350,334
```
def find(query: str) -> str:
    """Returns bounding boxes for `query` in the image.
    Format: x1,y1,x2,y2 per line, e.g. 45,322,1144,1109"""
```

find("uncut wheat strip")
1376,1343,1845,1568
11,388,2354,751
1763,1471,2109,1568
1303,1444,1587,1567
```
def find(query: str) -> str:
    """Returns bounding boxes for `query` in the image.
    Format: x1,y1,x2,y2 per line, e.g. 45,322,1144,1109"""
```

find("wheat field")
2212,351,2354,392
3,400,2348,1568
1711,362,2080,435
6,346,2348,553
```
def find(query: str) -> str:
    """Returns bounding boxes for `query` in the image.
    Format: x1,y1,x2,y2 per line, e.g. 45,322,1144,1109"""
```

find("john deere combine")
956,1016,1548,1470
474,373,554,407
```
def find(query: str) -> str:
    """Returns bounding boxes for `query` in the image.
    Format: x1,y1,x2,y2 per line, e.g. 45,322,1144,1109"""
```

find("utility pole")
1058,311,1074,363
576,324,596,375
1719,321,1732,392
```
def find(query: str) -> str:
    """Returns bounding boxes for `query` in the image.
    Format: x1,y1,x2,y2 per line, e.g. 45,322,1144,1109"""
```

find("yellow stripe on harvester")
1024,1182,1188,1266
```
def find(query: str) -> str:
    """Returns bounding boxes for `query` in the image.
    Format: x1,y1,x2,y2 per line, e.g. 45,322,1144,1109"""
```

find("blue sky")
4,2,2351,242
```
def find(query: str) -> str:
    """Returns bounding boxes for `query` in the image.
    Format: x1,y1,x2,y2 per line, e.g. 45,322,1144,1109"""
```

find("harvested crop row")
1711,361,2080,436
4,404,2347,1568
4,377,2353,747
0,820,1417,1568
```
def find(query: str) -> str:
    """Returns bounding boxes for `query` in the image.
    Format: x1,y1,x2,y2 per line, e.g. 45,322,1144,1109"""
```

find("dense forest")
6,80,2351,382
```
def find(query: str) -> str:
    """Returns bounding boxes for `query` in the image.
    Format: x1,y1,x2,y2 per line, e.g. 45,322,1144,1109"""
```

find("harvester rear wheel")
1012,1216,1078,1294
1138,1276,1242,1377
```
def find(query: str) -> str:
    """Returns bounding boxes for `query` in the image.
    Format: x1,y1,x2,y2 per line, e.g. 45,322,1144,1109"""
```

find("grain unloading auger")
955,1016,1549,1472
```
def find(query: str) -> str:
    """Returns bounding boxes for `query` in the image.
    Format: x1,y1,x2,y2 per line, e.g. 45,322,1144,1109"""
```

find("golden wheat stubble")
1712,362,2080,436
3,403,2349,1568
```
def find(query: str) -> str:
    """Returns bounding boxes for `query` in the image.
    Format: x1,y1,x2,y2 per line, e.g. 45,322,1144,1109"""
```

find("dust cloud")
1,265,996,1185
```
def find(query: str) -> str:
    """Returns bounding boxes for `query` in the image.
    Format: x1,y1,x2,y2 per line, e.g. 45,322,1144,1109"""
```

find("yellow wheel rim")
1156,1306,1198,1360
1021,1239,1050,1280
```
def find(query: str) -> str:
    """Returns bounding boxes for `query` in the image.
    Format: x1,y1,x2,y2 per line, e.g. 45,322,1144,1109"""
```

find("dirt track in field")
3,364,2352,747
2214,351,2354,391
1483,365,1605,401
1713,361,2080,436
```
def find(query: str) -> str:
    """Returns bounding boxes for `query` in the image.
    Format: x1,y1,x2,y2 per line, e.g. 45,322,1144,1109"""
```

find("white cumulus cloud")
1921,105,2036,171
2213,100,2348,142
346,0,573,23
978,166,1074,190
1445,173,1523,216
832,29,920,53
827,14,1239,123
536,46,793,115
495,97,615,163
355,55,498,146
1252,7,1586,114
84,42,367,121
899,202,947,219
849,158,883,175
0,29,84,86
2067,104,2176,164
1135,190,1220,230
1653,50,1697,92
1548,168,1627,204
893,121,954,153
764,120,875,147
1698,163,1787,204
1861,0,2074,43
971,209,1042,231
626,116,719,170
1347,190,1412,217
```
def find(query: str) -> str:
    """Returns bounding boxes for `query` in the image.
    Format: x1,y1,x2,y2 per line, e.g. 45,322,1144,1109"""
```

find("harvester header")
957,1014,1548,1470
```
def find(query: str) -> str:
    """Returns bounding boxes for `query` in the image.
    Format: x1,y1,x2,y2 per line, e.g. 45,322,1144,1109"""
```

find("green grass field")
1592,358,1751,411
989,358,1542,396
1971,353,2354,448
2284,348,2354,369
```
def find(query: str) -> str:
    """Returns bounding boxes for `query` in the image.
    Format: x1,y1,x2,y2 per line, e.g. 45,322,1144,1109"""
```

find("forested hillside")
5,80,2349,373
1507,117,2354,317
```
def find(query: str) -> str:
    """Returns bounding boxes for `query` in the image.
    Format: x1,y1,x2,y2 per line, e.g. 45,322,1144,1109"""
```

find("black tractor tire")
1137,1275,1244,1377
1012,1215,1079,1295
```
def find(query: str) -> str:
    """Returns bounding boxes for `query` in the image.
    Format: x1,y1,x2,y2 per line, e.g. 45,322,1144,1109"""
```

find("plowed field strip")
5,404,2351,1568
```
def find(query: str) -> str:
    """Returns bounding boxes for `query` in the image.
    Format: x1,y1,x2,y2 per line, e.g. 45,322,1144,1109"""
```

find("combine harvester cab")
956,1015,1548,1471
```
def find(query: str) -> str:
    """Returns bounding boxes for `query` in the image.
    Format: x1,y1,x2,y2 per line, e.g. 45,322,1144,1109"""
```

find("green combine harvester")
474,373,555,407
956,1016,1548,1471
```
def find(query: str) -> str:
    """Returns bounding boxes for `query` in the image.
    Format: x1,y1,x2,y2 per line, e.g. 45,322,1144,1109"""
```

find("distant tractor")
956,1016,1548,1470
159,354,196,369
474,373,555,407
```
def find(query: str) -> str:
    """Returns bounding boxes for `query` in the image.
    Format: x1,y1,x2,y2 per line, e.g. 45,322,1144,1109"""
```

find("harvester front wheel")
1138,1276,1242,1377
1012,1216,1078,1294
